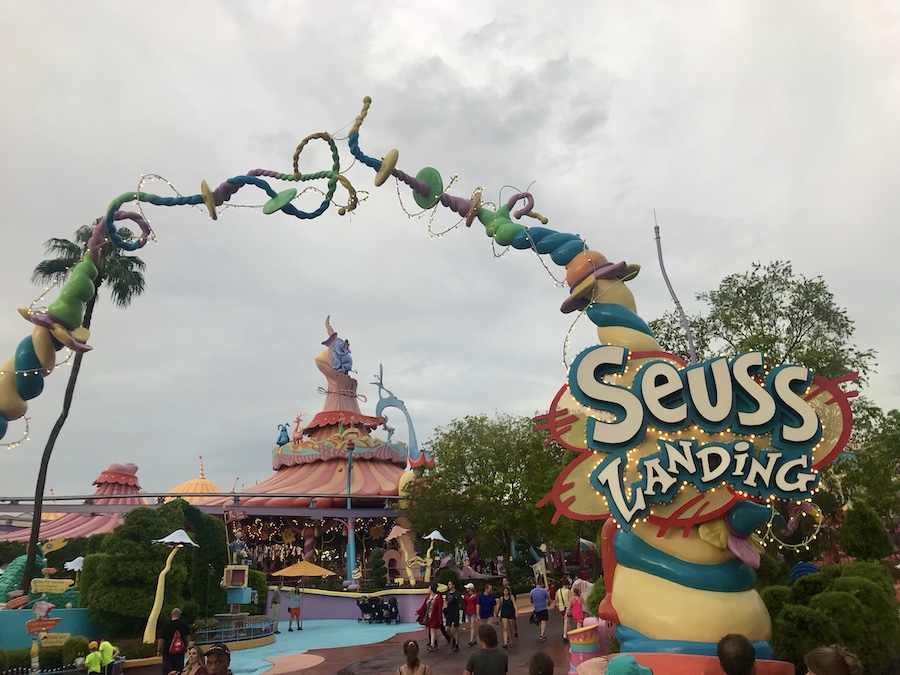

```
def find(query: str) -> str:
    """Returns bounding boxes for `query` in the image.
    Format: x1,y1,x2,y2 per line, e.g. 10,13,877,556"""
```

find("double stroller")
357,595,384,623
356,596,400,624
382,597,400,624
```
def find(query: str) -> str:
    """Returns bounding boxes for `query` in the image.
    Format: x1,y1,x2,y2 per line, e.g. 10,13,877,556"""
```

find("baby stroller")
383,597,400,625
357,596,377,623
368,595,385,623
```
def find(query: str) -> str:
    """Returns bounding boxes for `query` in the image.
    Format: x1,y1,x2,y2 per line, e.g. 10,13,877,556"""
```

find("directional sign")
26,618,61,634
40,633,70,647
30,578,74,594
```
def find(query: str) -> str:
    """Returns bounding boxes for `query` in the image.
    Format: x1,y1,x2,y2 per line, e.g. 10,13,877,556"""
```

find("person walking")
477,584,498,629
269,586,282,634
570,586,585,629
498,587,517,649
556,579,571,641
463,624,508,675
444,580,462,652
287,587,302,631
464,583,479,646
416,582,444,652
500,578,518,638
398,639,433,675
157,608,190,675
529,579,551,642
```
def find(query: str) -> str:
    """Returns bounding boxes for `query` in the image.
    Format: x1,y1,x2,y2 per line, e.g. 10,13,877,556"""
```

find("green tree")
21,225,146,592
79,499,227,636
404,413,585,560
840,504,894,561
649,261,875,383
370,547,387,588
835,408,900,530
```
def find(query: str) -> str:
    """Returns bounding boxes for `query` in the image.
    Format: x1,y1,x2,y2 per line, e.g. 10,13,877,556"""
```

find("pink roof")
204,459,404,509
0,463,147,542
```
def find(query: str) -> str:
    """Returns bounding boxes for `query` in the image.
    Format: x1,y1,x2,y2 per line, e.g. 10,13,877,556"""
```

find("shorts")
536,609,549,622
445,615,460,627
289,607,301,618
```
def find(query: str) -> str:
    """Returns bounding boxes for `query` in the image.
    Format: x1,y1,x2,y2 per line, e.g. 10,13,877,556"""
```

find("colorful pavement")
229,613,572,675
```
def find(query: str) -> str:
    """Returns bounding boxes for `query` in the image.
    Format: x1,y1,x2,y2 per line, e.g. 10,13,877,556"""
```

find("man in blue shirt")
477,583,497,627
529,578,552,642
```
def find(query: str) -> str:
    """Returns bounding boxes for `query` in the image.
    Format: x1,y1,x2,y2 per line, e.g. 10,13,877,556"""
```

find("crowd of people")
156,607,232,675
149,584,864,675
715,633,864,675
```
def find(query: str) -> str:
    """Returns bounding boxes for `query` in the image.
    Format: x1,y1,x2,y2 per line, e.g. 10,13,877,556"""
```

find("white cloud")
0,0,897,499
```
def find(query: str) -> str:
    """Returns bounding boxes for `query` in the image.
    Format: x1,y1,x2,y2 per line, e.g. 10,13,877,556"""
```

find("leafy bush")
0,647,7,671
370,548,387,588
585,578,606,617
755,552,790,590
840,504,894,561
242,569,267,615
760,585,792,620
769,565,900,675
772,604,841,671
839,560,894,594
115,638,158,660
789,570,831,605
62,635,90,666
5,648,31,669
435,568,458,587
191,617,219,633
79,500,228,635
38,646,64,669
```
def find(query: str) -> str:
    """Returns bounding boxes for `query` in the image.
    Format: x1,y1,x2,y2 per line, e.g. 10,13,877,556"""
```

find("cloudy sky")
0,1,897,500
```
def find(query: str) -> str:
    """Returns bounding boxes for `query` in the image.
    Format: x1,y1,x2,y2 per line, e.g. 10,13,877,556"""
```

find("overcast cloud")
0,1,897,499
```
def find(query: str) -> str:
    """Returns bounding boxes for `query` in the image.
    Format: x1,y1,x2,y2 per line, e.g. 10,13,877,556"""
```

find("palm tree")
20,224,146,591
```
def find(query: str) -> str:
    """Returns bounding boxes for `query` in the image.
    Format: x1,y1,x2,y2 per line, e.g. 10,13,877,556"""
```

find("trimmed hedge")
770,562,900,675
62,635,90,666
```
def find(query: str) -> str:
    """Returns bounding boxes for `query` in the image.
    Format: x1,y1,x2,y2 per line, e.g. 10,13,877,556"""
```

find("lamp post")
345,440,356,581
142,529,199,644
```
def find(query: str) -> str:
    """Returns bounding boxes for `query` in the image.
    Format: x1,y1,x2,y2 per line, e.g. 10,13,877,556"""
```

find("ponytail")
803,644,864,675
403,640,420,670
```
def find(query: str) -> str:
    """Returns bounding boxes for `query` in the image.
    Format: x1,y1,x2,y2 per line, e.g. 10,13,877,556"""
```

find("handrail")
0,491,403,503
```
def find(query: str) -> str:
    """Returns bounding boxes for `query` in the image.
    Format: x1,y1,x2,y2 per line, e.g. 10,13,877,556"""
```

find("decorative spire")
199,455,205,479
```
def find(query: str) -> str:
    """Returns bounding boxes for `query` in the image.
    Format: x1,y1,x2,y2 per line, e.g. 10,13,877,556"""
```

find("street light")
345,440,356,581
142,529,199,644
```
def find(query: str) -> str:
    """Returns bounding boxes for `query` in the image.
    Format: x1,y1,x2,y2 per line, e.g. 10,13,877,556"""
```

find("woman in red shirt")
416,583,444,652
463,583,479,646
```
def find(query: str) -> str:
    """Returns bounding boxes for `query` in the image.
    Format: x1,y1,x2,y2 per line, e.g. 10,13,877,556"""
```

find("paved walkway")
229,612,572,674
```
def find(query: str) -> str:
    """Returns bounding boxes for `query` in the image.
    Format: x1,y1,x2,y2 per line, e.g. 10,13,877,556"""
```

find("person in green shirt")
98,638,119,675
86,642,103,675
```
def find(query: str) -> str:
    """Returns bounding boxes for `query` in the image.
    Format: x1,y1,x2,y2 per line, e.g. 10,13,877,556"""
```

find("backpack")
170,630,185,655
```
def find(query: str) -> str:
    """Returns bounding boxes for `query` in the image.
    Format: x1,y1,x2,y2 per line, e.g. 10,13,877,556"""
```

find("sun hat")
606,654,652,675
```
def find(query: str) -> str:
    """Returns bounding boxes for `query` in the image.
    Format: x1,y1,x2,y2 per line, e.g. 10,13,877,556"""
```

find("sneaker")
288,628,293,632
426,645,436,652
452,645,459,652
539,636,546,642
503,644,508,650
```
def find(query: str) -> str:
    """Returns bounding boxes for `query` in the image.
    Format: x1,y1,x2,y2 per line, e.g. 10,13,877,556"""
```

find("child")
86,641,103,675
571,587,585,628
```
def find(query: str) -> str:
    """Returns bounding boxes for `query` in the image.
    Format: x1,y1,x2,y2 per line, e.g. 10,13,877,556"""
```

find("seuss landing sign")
538,347,856,532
